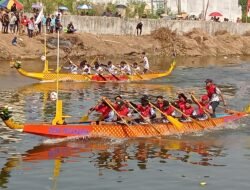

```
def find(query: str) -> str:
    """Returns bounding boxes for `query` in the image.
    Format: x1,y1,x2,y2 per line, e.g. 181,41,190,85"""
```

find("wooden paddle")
102,97,132,137
127,102,161,135
149,102,183,131
80,100,101,122
170,104,206,129
191,94,216,127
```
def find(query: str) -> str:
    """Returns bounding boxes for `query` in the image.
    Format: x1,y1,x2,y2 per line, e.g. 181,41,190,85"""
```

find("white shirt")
82,65,91,74
143,56,149,70
132,66,140,74
108,65,118,74
95,66,103,74
210,87,221,102
120,65,131,75
64,64,78,74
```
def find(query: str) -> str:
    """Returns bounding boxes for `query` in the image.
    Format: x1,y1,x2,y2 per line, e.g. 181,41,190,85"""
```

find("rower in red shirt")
155,96,164,110
181,99,197,122
88,100,114,122
192,94,213,120
161,100,176,123
174,93,187,111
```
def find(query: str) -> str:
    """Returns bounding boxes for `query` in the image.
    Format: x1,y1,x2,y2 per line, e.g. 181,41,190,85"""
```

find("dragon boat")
12,59,176,82
0,100,248,139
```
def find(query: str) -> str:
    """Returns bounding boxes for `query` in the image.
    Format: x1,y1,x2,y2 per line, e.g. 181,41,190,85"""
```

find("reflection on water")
0,137,227,189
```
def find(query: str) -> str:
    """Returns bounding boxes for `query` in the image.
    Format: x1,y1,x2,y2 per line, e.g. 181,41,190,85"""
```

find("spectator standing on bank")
9,12,17,33
136,21,143,36
28,17,35,38
2,11,9,33
50,15,55,33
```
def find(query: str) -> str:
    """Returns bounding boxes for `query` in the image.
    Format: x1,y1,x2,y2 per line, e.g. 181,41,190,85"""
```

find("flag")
35,7,44,25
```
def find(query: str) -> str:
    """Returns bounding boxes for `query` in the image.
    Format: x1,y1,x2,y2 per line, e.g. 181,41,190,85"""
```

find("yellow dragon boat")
12,59,176,82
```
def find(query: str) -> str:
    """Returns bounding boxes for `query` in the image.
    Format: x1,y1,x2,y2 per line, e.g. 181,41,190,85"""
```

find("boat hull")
2,112,247,138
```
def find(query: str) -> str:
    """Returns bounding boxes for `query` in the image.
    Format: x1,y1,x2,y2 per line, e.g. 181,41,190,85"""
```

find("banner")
35,7,44,25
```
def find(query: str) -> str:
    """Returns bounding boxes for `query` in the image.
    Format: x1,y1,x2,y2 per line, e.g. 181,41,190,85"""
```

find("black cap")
205,79,213,83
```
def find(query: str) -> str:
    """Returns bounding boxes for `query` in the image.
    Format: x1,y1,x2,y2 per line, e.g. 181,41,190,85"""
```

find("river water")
0,56,249,190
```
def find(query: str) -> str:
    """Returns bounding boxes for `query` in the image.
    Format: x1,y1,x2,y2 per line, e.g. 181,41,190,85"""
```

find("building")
90,0,242,22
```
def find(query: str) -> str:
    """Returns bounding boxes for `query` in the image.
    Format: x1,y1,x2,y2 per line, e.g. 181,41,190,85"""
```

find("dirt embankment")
1,28,250,61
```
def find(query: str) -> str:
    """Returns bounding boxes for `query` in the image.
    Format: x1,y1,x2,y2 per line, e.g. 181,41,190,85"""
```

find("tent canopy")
0,0,23,10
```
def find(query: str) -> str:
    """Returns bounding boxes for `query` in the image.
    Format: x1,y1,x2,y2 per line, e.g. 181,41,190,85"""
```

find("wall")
61,15,250,36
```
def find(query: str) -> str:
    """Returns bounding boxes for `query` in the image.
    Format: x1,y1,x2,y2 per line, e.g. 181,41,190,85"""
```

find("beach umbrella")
0,0,23,10
77,4,92,10
209,12,223,17
58,6,68,11
116,4,127,9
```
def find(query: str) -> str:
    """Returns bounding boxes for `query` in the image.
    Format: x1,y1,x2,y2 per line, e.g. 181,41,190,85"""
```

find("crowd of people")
63,52,150,75
86,79,226,124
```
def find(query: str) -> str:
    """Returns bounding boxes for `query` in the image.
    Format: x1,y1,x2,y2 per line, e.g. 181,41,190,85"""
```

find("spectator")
67,22,76,33
136,21,143,36
42,15,47,33
2,11,9,33
14,12,19,34
46,15,51,33
28,17,35,38
10,3,17,13
55,14,61,32
12,36,17,46
50,15,55,33
20,15,28,34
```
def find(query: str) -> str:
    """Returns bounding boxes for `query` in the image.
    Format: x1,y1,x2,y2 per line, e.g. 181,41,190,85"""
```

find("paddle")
191,94,217,127
102,97,132,137
80,100,101,122
127,101,161,135
149,102,183,131
170,103,206,129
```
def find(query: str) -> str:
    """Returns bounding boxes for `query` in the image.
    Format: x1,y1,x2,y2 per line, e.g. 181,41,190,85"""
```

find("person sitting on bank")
67,22,76,33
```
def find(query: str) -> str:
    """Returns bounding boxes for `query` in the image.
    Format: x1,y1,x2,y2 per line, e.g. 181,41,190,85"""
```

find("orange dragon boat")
0,101,248,139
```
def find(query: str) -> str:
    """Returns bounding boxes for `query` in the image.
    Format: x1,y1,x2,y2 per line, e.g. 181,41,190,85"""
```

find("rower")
142,52,150,73
180,99,197,122
205,79,226,117
113,100,130,121
192,95,213,120
155,96,164,109
63,60,78,74
173,93,187,111
88,100,114,122
107,61,119,75
129,96,156,123
93,61,104,74
120,61,132,75
80,60,91,74
161,100,176,123
131,62,141,74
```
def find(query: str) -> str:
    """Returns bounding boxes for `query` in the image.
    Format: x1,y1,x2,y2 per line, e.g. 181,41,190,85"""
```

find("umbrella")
59,6,68,11
209,12,223,17
77,4,92,10
0,0,23,10
32,3,42,9
116,4,127,9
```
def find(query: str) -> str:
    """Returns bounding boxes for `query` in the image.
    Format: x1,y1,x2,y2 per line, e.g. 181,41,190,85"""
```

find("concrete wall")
61,15,250,35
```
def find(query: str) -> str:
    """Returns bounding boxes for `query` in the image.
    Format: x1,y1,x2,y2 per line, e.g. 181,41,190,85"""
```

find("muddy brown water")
0,56,249,190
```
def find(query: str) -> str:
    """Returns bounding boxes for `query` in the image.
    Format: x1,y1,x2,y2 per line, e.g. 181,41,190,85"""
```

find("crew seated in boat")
63,60,78,74
131,62,141,75
79,60,91,74
88,100,114,122
129,96,156,124
172,93,188,111
180,99,197,122
192,95,213,120
155,95,164,109
161,100,176,123
120,61,132,75
106,61,119,75
113,100,130,121
93,62,104,74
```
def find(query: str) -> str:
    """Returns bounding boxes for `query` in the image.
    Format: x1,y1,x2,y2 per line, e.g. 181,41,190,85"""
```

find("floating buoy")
200,181,207,186
50,92,58,101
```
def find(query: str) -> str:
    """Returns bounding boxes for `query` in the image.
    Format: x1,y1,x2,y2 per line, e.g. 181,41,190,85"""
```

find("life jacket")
157,102,164,110
137,104,151,117
114,104,129,116
198,102,210,115
176,100,186,111
206,84,216,99
162,106,175,116
183,106,195,117
95,104,111,118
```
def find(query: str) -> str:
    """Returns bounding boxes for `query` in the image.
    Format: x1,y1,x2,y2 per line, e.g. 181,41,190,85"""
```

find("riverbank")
1,28,250,61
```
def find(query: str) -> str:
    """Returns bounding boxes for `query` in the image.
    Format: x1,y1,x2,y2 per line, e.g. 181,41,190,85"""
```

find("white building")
90,0,242,22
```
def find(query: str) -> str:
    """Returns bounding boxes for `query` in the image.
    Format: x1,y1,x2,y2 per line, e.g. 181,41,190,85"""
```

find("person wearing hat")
205,79,226,117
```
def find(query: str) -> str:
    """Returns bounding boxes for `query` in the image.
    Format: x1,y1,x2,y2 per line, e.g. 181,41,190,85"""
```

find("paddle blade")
244,104,250,114
166,115,183,130
80,115,89,122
